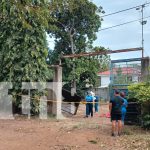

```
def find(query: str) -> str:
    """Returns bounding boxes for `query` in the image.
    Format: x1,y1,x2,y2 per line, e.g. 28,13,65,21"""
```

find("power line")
99,15,150,31
101,2,150,18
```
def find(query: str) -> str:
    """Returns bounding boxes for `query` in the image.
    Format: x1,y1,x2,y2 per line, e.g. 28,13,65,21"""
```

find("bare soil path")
0,104,150,150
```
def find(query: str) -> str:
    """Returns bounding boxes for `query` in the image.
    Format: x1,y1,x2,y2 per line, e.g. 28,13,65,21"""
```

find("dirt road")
0,104,149,150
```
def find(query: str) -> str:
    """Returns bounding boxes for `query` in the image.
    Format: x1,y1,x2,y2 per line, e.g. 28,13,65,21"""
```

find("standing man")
109,90,124,136
94,95,99,113
85,92,93,118
90,90,96,116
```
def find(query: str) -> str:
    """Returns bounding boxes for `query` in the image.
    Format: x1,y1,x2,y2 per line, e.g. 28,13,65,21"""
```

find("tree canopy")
47,0,108,91
0,0,54,112
48,0,104,56
0,0,109,110
0,0,54,83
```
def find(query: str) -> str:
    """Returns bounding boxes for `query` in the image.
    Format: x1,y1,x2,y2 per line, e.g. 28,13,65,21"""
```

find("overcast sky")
92,0,150,60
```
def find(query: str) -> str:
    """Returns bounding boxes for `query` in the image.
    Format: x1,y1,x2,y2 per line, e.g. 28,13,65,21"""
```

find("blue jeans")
94,100,99,112
121,110,126,122
86,103,93,117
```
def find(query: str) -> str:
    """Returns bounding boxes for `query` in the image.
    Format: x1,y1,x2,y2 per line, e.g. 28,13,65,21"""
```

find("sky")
47,0,150,60
92,0,150,60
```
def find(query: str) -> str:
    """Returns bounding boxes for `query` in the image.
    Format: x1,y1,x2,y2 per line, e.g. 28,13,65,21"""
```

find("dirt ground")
0,104,150,150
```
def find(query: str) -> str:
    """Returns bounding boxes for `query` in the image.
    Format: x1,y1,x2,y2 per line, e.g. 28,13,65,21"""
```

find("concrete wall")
47,89,55,114
47,66,63,119
141,57,150,81
93,87,110,101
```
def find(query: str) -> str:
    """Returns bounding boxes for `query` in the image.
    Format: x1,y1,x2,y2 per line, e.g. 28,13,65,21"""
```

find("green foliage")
0,0,52,29
0,0,109,112
128,82,150,103
0,1,53,82
0,0,53,113
61,50,109,88
47,0,108,92
48,0,104,57
128,82,150,129
142,114,150,129
92,46,110,72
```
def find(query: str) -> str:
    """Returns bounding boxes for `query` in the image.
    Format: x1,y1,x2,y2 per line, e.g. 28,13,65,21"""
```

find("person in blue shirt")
120,92,128,125
84,92,93,118
94,96,99,113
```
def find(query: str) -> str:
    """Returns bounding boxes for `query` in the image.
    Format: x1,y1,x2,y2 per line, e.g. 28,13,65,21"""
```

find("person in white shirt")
90,91,96,101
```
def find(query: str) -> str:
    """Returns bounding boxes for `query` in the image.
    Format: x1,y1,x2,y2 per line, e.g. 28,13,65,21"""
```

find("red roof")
98,67,140,76
98,70,110,76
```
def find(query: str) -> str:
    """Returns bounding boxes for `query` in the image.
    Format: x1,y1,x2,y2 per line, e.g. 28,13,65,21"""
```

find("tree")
48,0,105,94
0,0,54,113
92,46,110,72
49,0,104,56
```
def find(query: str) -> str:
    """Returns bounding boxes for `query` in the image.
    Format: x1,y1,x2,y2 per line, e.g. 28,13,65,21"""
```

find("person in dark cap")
109,90,124,136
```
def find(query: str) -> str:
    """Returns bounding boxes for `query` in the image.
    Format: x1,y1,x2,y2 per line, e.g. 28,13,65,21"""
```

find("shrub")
128,82,150,129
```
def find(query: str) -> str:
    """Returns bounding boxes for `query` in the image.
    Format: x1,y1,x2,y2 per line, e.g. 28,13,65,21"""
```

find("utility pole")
136,3,147,58
141,4,144,57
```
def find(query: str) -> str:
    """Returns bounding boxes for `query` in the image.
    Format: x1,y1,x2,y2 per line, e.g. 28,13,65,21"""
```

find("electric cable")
99,15,150,31
101,2,150,18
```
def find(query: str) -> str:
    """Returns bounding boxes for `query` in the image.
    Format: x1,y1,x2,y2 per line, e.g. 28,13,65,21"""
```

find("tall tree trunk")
69,30,76,96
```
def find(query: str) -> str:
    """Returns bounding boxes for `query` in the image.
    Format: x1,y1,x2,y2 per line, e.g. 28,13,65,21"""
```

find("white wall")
101,76,110,87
